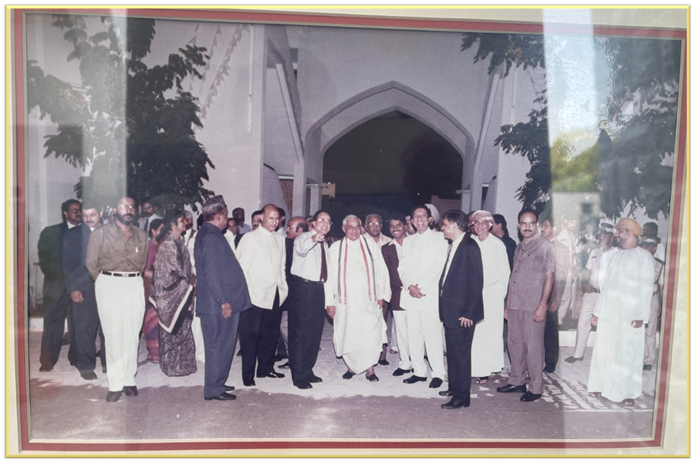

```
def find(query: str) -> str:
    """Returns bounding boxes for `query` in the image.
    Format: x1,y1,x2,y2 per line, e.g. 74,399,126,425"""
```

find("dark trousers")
239,292,282,380
544,308,559,371
71,289,106,372
288,280,325,387
444,325,476,404
39,286,72,368
199,310,240,398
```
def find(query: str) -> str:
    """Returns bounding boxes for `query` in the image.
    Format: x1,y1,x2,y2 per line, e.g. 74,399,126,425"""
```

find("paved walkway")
26,318,658,441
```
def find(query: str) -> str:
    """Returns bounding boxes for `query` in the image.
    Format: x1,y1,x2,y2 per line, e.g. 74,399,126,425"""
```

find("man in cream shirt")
236,204,289,387
398,205,449,389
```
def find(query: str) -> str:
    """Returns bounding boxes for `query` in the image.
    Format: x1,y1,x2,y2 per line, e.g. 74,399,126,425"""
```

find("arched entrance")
302,82,476,215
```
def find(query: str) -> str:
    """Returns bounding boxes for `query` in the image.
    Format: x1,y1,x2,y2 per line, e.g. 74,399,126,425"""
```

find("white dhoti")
95,273,145,392
328,237,390,375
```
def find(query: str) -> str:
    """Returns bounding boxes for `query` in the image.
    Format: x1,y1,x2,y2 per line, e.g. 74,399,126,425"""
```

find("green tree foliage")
461,32,681,219
27,15,214,211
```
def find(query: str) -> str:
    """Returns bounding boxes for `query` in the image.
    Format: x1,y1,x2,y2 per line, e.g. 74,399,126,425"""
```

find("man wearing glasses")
496,208,555,403
86,197,148,402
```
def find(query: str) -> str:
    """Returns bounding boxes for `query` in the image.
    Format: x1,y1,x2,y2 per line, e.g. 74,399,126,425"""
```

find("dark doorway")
322,110,462,234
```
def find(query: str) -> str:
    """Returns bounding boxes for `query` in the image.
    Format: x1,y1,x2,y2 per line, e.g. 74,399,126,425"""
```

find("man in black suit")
438,210,484,410
38,199,82,372
195,195,252,401
63,201,106,380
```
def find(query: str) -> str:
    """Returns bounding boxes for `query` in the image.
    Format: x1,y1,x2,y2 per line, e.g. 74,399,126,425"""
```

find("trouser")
573,292,598,358
277,310,289,358
199,310,239,397
95,274,145,392
643,293,661,365
39,285,71,368
393,310,411,370
557,278,576,324
190,298,205,362
445,324,476,403
406,308,446,379
70,288,106,372
239,292,282,380
288,280,325,387
543,308,559,370
507,309,545,395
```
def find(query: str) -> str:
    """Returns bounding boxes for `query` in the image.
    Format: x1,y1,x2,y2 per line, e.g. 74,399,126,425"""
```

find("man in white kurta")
326,215,390,380
398,206,448,388
469,211,510,380
588,218,654,405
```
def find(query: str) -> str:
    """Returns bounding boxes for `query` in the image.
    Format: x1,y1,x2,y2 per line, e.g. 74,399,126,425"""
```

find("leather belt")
101,271,142,278
298,278,323,285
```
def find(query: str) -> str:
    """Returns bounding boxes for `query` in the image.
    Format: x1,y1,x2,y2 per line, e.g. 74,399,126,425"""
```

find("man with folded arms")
86,197,147,403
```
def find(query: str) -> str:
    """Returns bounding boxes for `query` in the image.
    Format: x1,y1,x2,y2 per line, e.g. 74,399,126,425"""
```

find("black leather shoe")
403,375,427,384
205,392,236,401
342,370,355,380
308,375,323,383
39,365,53,372
392,368,412,377
274,354,288,362
497,384,526,393
378,359,390,366
295,383,313,390
123,386,138,397
565,356,583,364
257,370,285,379
441,398,469,410
106,391,122,402
429,378,443,389
439,389,453,397
520,391,542,402
224,385,236,392
543,366,555,374
367,373,379,382
80,370,97,380
278,362,291,369
643,364,653,371
243,379,256,387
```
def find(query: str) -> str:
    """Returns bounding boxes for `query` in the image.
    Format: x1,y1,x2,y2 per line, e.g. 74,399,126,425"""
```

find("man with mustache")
86,197,148,402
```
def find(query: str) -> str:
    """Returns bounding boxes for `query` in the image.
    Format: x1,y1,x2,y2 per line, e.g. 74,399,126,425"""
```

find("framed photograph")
6,6,688,457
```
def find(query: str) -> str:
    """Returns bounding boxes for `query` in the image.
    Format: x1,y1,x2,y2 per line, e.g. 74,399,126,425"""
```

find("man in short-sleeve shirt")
497,208,555,402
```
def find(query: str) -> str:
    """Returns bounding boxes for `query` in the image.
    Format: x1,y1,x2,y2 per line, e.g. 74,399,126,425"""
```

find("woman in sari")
143,219,164,363
152,210,197,376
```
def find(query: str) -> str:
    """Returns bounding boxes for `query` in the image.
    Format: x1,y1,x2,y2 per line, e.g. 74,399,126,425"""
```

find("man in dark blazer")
195,195,252,401
63,201,106,379
38,199,82,371
438,210,484,410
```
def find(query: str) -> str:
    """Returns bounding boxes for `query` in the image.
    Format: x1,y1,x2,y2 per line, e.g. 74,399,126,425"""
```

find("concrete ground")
26,318,658,442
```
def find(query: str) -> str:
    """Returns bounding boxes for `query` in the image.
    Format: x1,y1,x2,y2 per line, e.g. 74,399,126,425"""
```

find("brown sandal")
475,377,489,384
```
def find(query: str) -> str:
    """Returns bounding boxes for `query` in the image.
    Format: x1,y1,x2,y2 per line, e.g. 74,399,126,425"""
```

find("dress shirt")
441,232,464,284
138,213,161,231
236,226,288,309
238,223,252,235
291,230,329,282
224,231,238,255
398,228,449,310
506,234,555,312
85,220,148,280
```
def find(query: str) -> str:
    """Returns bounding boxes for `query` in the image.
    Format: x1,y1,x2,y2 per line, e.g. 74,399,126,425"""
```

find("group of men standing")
36,194,664,408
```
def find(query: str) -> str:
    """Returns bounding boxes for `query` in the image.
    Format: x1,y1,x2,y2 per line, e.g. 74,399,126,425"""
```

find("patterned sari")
152,233,197,376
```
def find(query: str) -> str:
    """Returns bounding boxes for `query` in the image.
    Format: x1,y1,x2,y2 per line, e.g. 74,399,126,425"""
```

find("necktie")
320,243,328,282
143,217,149,233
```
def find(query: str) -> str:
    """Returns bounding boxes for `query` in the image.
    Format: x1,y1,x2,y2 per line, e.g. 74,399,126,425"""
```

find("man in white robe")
468,211,510,381
398,205,448,388
325,215,390,381
588,218,654,405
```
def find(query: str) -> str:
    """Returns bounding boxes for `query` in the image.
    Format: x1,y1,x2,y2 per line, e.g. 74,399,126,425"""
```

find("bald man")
236,204,289,386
